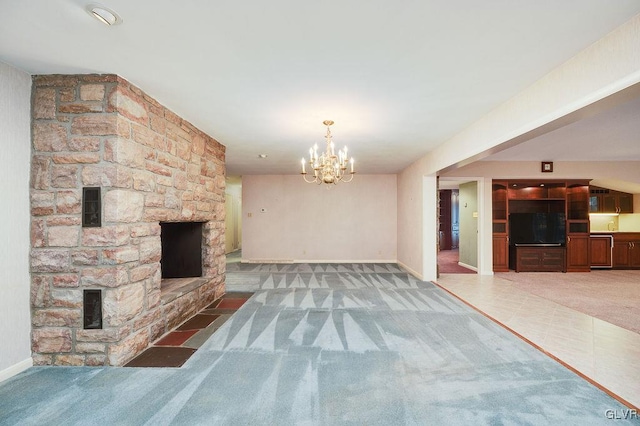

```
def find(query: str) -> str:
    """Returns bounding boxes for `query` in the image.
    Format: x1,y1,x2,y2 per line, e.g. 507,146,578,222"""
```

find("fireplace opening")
160,222,204,278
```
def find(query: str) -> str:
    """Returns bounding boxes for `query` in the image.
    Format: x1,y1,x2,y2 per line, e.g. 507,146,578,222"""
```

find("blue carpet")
0,268,637,425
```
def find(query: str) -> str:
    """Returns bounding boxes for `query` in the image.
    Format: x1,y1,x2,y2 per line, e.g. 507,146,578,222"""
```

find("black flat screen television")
509,212,566,246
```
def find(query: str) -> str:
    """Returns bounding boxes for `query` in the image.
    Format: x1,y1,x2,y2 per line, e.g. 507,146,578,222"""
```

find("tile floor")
435,272,640,410
124,292,254,368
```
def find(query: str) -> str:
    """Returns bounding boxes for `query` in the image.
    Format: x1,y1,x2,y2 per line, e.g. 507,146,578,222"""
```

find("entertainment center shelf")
509,246,566,272
508,181,566,199
509,199,565,213
492,180,590,273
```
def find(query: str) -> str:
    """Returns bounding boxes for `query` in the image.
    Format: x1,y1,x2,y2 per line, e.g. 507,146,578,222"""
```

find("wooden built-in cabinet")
510,246,565,272
566,235,590,271
492,181,509,272
590,186,634,213
491,179,590,273
439,190,452,250
612,233,640,269
617,193,633,213
566,181,591,272
590,235,613,268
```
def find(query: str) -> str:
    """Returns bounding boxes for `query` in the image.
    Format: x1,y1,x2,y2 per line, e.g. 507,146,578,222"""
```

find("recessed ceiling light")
86,3,123,26
258,154,268,159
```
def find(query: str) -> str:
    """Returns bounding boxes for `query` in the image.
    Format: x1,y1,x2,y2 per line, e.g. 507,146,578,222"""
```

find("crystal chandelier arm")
301,172,318,184
340,172,355,183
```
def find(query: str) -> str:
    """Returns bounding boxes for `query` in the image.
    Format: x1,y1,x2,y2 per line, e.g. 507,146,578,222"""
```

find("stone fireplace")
30,74,226,366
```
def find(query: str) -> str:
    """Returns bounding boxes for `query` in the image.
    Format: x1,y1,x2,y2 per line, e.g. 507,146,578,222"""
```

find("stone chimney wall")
30,74,226,366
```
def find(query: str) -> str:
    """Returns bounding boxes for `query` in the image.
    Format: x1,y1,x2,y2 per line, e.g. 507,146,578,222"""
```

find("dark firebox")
160,222,204,278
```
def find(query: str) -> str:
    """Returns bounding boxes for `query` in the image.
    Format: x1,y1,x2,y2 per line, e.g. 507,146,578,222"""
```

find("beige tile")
434,271,640,409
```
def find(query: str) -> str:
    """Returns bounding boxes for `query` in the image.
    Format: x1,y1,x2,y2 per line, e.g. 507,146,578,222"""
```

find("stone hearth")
30,74,226,366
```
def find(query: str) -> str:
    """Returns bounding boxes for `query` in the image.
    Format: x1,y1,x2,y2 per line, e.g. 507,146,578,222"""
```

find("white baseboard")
458,262,478,272
397,260,423,281
243,259,397,264
292,259,397,264
0,357,33,383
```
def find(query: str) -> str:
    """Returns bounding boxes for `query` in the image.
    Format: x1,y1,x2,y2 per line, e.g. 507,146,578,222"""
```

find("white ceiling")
478,88,640,193
482,94,640,162
1,1,640,176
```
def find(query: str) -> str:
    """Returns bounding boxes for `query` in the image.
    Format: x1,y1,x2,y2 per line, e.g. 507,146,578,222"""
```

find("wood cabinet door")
602,194,618,213
567,235,590,271
589,195,601,213
492,235,509,272
589,237,612,267
618,193,634,213
567,182,589,220
630,242,640,267
612,240,630,267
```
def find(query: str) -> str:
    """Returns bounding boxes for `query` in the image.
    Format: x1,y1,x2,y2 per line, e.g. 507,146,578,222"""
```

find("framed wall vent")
82,187,101,227
83,289,103,329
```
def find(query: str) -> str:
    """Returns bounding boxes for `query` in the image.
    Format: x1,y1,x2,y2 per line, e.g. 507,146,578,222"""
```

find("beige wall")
458,181,478,269
242,175,397,262
442,161,640,182
0,62,33,380
225,182,242,253
397,164,426,277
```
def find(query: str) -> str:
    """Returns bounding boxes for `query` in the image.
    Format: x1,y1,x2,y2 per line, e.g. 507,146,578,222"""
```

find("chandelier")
301,120,355,185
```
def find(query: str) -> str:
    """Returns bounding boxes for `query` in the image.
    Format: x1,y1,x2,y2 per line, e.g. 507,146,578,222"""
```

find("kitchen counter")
590,231,640,234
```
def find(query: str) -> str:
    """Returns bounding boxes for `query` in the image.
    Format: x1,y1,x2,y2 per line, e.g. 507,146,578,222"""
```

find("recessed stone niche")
30,74,226,366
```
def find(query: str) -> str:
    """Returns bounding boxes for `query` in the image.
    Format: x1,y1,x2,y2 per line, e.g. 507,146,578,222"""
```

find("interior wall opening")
225,176,243,264
438,179,479,274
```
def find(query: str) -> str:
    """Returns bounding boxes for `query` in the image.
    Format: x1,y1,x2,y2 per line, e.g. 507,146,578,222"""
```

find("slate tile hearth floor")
124,292,254,368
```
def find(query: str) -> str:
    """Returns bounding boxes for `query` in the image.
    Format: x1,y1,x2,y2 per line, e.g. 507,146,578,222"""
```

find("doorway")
225,176,242,259
438,179,477,274
438,189,459,251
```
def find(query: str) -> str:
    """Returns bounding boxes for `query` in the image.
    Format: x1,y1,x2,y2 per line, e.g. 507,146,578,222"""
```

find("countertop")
591,231,640,236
